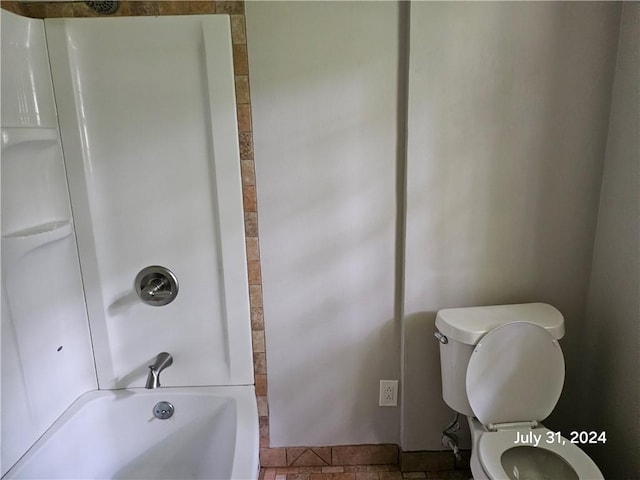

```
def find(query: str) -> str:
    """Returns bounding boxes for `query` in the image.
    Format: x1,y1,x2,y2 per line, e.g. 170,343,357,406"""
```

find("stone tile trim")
260,446,471,471
5,1,220,18
261,465,404,480
3,0,271,450
260,445,399,468
1,2,23,16
224,3,270,450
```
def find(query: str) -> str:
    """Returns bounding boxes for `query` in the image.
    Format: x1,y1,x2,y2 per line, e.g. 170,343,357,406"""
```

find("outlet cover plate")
379,380,398,407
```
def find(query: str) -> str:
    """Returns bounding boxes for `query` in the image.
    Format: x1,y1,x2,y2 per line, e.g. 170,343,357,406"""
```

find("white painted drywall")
579,4,639,478
247,2,401,446
403,2,621,450
246,1,629,455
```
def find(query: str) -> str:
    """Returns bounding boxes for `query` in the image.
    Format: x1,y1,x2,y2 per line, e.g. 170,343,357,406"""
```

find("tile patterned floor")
259,465,472,480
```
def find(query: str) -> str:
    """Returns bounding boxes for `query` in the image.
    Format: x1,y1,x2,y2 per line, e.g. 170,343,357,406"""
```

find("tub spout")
145,352,173,389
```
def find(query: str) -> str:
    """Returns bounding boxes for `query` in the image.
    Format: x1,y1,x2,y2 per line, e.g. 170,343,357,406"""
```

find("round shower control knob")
135,266,179,306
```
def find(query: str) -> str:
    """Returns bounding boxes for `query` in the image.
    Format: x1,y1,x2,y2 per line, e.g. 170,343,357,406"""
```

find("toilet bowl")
434,303,604,480
468,418,604,480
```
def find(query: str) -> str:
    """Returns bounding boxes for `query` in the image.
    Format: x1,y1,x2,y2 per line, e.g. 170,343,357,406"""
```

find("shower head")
84,1,120,15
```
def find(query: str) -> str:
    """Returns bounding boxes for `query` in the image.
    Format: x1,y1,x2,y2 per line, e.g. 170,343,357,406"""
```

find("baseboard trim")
259,444,470,471
400,449,471,472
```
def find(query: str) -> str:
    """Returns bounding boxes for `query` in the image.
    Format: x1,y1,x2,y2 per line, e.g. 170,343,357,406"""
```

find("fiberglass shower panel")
45,15,253,388
1,10,97,474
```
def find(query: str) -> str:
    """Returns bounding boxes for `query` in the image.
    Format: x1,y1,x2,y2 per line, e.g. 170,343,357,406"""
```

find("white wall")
247,1,401,446
247,1,631,460
403,2,621,450
580,4,639,478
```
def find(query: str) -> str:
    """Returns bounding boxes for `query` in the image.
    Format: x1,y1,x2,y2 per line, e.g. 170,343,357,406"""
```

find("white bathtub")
3,386,259,480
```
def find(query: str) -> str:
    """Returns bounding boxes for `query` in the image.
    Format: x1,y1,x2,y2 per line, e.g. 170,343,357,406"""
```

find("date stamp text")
514,430,606,447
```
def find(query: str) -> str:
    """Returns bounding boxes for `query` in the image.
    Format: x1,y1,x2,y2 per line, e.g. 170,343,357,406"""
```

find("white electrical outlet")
379,380,398,407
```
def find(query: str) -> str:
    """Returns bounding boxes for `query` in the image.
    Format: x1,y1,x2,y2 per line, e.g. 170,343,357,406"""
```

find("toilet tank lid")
435,303,565,345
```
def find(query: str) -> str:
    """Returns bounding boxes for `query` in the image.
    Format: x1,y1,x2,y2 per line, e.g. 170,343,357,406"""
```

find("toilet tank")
434,303,564,416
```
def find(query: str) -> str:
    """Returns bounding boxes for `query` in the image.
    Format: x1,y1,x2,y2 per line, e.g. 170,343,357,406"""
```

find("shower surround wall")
1,0,268,470
46,12,253,388
0,11,97,471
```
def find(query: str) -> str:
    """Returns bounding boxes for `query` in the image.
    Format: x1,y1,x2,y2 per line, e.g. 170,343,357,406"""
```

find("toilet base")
467,416,489,480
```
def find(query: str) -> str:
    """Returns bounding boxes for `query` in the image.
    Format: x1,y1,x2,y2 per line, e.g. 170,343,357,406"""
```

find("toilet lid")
466,321,565,426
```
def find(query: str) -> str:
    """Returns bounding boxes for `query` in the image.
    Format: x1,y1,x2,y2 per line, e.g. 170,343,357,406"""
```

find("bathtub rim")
3,385,259,480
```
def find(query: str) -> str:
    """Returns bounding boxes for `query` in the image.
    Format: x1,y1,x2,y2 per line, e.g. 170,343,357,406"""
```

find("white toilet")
434,303,604,480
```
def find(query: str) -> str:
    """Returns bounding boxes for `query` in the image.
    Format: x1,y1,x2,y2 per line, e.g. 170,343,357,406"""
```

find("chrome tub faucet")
145,352,173,389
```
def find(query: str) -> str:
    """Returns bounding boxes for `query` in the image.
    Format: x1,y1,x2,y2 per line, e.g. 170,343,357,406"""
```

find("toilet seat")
477,427,604,479
465,322,603,479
